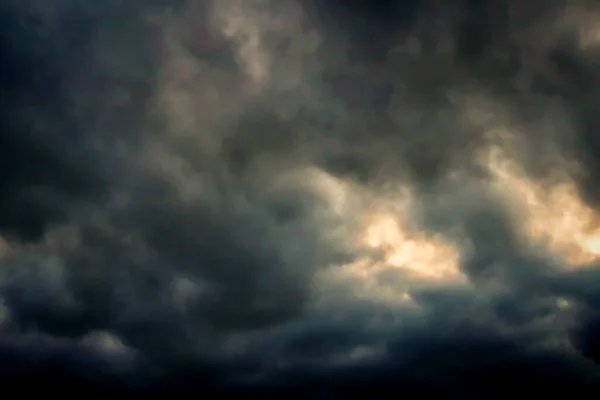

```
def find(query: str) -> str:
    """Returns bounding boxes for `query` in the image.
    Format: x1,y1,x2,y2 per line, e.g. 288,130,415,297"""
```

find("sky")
1,0,600,395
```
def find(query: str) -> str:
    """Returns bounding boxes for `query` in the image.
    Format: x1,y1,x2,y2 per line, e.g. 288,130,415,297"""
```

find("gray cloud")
1,0,600,395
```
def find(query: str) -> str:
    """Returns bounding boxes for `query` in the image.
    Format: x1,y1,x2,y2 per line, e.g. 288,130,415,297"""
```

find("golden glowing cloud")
359,209,462,281
313,118,600,306
306,168,462,284
481,135,600,266
311,171,464,305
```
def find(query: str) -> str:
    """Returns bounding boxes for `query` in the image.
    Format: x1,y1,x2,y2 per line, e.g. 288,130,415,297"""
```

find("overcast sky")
1,0,600,395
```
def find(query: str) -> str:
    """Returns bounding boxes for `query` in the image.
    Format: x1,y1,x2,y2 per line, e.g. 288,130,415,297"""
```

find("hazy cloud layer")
1,0,600,395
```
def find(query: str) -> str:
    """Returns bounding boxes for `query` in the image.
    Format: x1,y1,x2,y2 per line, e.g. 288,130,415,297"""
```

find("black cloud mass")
1,0,600,396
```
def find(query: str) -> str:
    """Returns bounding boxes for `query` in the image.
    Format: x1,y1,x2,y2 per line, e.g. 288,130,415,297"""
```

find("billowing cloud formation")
2,0,600,395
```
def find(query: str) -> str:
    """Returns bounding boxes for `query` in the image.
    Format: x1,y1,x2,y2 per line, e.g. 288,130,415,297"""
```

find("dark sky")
1,0,600,395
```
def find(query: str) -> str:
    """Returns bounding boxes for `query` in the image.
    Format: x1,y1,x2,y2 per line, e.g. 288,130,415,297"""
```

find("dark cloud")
1,0,600,396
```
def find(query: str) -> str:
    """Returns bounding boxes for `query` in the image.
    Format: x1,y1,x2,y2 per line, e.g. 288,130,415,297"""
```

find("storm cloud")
1,0,600,395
